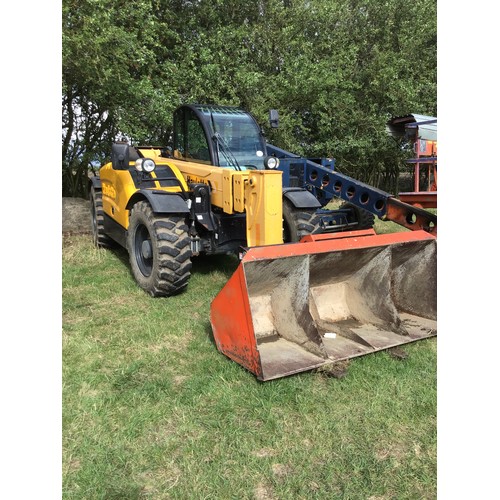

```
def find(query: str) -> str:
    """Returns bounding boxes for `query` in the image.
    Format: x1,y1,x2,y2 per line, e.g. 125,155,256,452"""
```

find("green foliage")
62,0,436,196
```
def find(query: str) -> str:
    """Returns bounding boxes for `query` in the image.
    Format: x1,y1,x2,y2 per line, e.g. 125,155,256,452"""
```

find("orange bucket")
210,230,437,381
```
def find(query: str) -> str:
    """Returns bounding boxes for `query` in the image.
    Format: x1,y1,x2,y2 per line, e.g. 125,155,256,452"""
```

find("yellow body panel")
166,158,284,246
99,163,137,229
100,149,283,246
168,158,239,213
244,171,283,246
99,159,188,230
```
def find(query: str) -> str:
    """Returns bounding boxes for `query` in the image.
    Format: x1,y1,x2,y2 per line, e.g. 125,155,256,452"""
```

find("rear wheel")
282,199,322,243
127,201,192,297
90,185,115,248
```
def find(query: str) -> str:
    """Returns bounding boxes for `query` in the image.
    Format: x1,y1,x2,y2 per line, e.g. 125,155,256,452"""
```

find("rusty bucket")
210,229,437,381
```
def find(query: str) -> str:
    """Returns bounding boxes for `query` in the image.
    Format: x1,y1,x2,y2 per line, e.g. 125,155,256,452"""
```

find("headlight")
264,156,280,169
143,158,156,173
135,158,156,173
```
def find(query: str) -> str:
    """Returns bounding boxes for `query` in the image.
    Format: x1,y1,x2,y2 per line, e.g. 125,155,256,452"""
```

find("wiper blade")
213,131,241,171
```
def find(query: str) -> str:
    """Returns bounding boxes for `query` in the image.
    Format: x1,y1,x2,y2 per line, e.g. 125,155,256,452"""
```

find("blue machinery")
267,143,437,236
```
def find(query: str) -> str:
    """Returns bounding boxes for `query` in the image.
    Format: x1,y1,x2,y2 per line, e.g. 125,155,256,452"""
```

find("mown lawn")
62,218,436,499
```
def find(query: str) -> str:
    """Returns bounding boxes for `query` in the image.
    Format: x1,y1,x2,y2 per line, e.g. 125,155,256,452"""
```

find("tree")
62,0,436,196
62,0,178,196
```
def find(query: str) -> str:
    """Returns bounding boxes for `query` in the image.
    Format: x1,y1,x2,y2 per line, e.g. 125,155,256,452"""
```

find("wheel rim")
134,224,153,276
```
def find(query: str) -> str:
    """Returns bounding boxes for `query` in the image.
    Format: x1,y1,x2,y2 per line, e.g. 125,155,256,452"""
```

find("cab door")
173,106,215,165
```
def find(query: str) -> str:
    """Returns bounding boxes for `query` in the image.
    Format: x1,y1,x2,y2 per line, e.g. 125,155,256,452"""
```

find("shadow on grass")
106,241,240,280
204,321,217,347
191,252,240,278
102,240,240,294
110,244,130,268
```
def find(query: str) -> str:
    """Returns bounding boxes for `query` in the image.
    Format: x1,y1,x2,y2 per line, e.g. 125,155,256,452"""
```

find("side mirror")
269,109,279,129
111,143,130,170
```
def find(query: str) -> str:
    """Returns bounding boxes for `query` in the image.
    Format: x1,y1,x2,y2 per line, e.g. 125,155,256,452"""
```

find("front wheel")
282,199,322,243
127,201,192,297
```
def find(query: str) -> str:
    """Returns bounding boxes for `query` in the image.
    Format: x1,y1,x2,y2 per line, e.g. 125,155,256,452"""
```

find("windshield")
211,111,266,170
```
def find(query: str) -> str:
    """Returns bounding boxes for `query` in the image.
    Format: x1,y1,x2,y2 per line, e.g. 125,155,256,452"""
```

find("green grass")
63,222,436,499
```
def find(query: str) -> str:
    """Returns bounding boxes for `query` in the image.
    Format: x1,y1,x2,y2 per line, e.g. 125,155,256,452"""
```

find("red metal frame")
243,229,435,261
399,129,437,209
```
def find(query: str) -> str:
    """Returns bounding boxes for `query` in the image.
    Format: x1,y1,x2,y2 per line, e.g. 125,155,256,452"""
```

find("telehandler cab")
90,104,436,380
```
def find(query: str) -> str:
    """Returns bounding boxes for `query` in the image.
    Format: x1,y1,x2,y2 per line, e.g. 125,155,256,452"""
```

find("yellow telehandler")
90,104,436,380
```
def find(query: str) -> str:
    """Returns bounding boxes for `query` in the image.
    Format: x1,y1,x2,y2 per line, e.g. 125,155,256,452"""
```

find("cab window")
173,108,211,164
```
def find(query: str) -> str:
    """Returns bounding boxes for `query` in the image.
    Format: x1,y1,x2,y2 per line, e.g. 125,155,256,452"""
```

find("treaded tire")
339,202,375,230
127,201,192,297
282,199,322,243
90,185,115,248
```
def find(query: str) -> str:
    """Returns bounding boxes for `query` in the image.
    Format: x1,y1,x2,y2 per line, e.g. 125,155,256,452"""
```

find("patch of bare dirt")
254,482,276,500
271,463,293,478
252,448,276,458
315,360,351,378
375,442,407,465
62,197,91,234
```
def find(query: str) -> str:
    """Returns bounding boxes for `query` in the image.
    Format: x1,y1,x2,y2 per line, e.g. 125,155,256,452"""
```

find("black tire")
282,199,322,243
339,202,375,230
90,185,115,248
127,201,192,297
